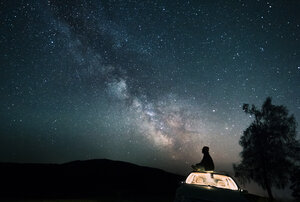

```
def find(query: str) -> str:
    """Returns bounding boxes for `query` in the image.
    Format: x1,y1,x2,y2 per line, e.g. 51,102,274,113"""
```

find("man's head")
202,146,209,154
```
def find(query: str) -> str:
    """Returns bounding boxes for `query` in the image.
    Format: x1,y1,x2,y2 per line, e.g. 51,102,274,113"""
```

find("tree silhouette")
233,97,299,200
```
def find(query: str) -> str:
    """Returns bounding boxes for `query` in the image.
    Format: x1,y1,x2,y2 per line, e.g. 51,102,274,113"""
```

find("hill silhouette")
0,159,184,200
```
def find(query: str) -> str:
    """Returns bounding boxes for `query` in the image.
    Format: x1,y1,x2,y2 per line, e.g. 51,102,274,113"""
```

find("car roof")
187,171,241,189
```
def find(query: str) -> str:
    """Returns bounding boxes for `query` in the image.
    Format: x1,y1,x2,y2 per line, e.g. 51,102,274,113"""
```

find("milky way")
0,1,299,196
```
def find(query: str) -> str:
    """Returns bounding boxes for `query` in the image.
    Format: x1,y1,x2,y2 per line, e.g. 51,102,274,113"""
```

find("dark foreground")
0,159,184,201
0,159,287,202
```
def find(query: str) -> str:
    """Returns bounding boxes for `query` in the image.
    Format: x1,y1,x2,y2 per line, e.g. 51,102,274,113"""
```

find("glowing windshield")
186,172,239,190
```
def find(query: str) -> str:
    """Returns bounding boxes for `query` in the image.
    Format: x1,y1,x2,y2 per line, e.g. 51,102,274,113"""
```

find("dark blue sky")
0,0,299,197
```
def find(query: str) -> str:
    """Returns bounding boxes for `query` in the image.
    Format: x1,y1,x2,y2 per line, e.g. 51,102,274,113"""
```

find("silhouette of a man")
192,146,214,171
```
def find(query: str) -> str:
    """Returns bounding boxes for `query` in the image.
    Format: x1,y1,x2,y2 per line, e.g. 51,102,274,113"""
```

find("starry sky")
0,0,300,195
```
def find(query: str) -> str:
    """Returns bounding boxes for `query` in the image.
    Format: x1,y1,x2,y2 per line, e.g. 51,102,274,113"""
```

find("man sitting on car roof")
192,146,214,171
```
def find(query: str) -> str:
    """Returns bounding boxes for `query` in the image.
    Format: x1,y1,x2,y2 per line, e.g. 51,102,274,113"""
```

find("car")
174,171,249,202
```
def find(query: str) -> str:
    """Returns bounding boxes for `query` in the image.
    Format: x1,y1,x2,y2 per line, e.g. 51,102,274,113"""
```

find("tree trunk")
263,170,274,201
262,161,274,201
265,181,274,201
261,146,274,201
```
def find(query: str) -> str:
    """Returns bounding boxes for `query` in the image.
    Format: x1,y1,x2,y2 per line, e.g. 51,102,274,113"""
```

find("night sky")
1,0,300,197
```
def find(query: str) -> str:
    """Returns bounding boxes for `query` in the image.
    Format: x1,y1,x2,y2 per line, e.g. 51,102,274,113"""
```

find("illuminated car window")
185,172,239,190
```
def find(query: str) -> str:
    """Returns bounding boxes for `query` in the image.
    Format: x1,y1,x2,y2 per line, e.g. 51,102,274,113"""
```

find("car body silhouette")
174,171,249,202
